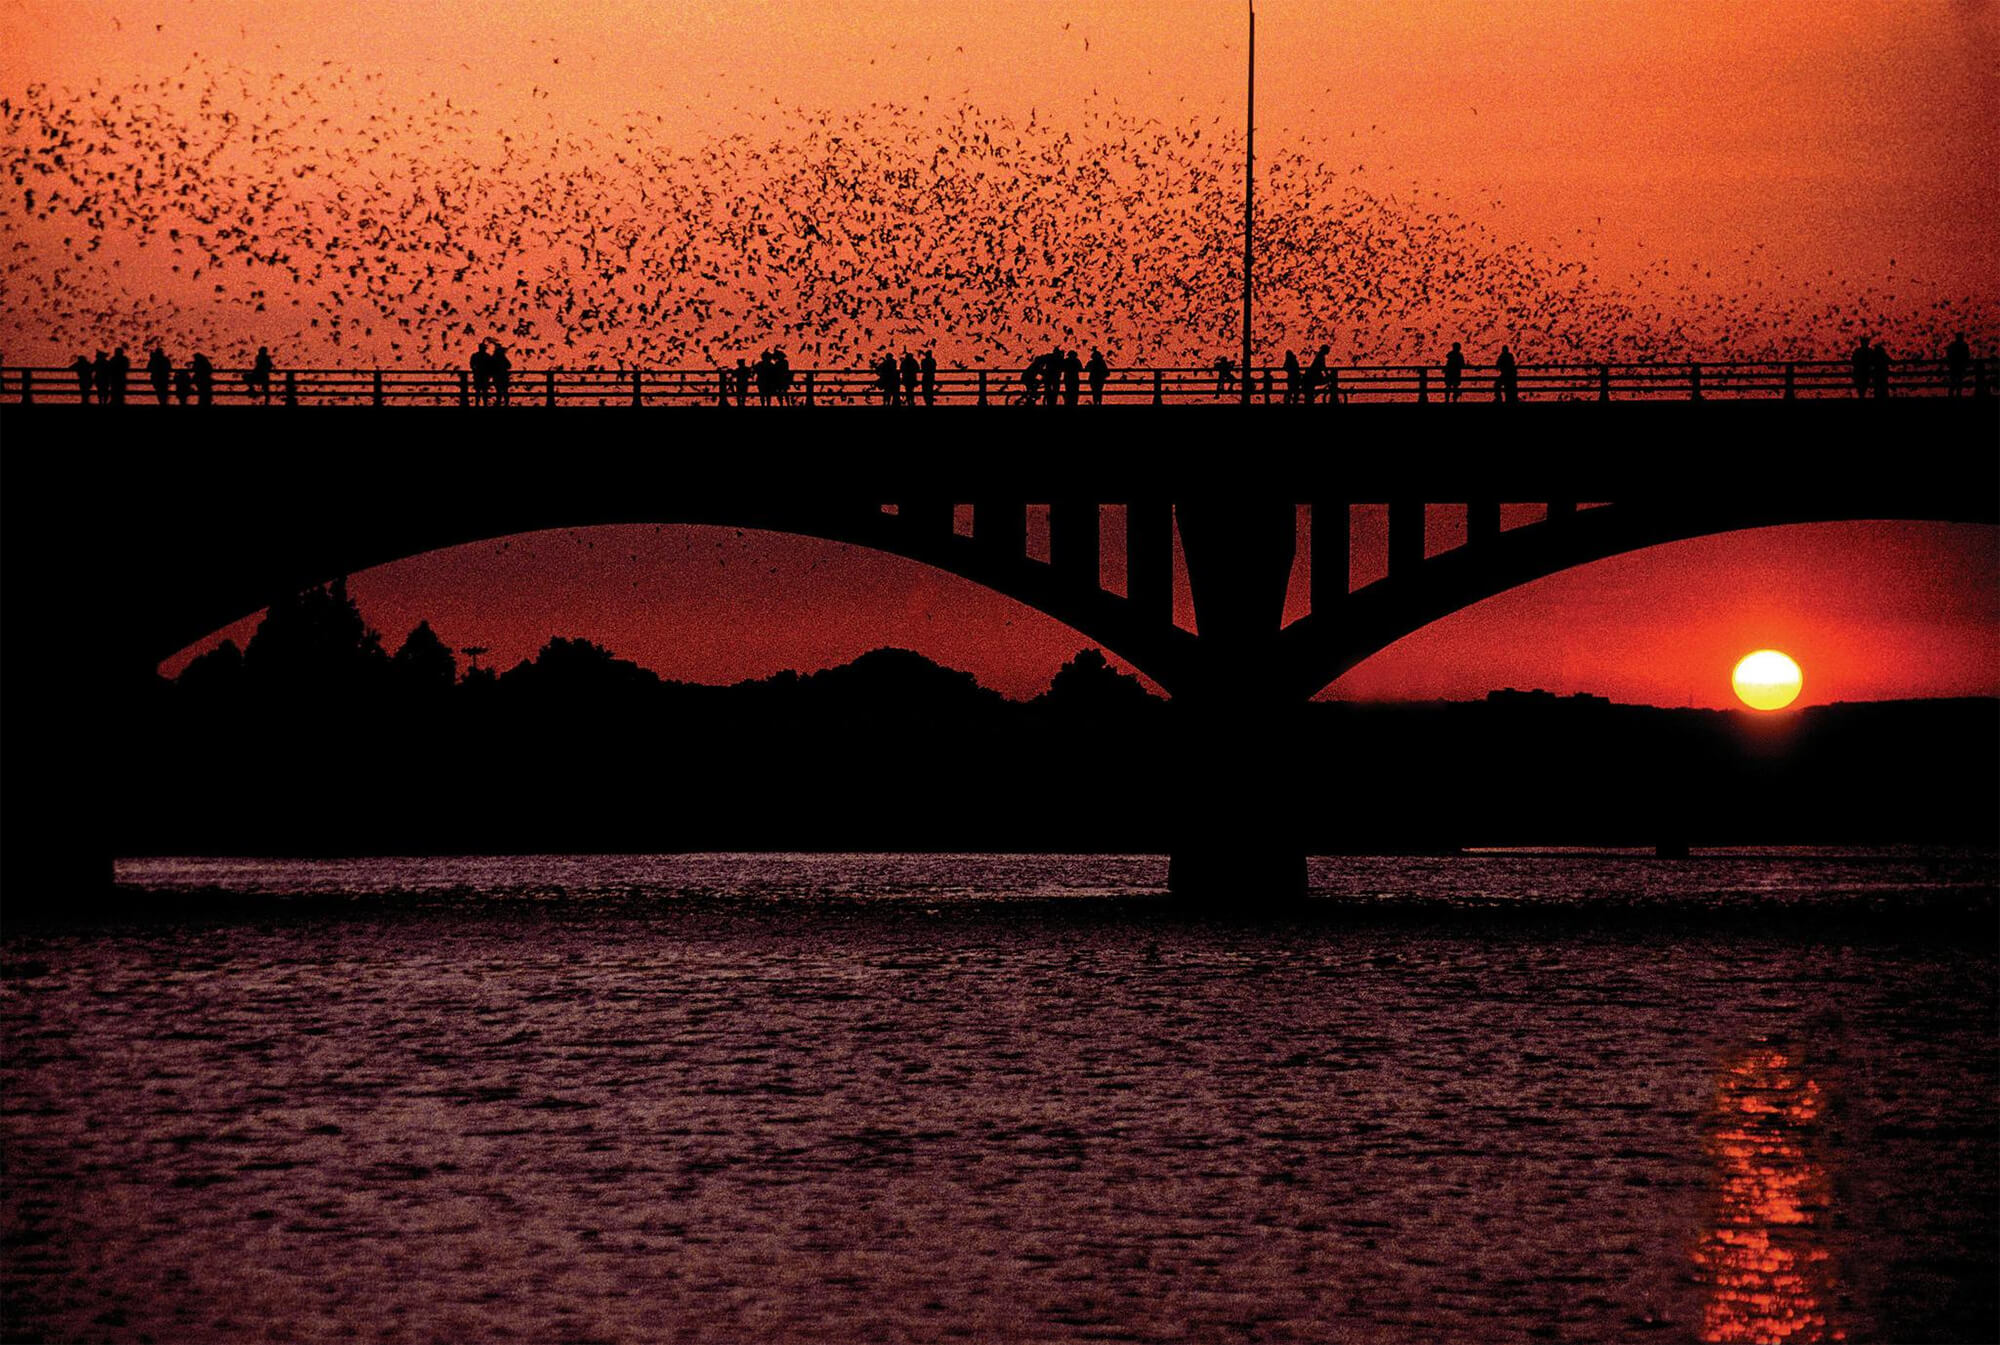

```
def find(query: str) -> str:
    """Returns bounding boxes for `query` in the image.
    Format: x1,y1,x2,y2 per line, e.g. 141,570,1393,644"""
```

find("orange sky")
6,0,1995,299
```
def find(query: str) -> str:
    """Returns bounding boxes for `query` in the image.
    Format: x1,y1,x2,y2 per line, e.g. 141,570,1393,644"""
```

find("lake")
3,851,1995,1342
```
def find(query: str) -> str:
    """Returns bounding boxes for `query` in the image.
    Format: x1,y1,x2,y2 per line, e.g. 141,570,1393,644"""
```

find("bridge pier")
2,608,129,909
1168,495,1308,907
1164,695,1308,905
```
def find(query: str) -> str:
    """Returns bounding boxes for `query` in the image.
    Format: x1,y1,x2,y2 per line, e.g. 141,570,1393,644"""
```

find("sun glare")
1732,649,1804,711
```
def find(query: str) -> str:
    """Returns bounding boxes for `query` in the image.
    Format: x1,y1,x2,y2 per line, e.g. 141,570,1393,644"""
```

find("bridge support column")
1389,500,1424,576
1126,502,1173,629
1165,695,1307,906
1168,496,1306,906
973,498,1025,565
1468,500,1500,546
2,601,130,908
1309,500,1348,614
1049,502,1099,592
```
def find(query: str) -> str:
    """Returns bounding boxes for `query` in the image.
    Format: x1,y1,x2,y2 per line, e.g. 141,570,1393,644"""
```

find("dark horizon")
168,580,2000,712
104,589,1998,865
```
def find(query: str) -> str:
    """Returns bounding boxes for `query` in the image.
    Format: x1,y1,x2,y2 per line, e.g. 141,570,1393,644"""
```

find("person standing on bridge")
1283,349,1301,404
1304,345,1329,405
91,350,111,404
1443,342,1465,403
192,352,215,406
248,346,274,404
900,352,920,407
1496,345,1519,403
1062,350,1082,406
471,341,492,406
69,353,92,404
1851,336,1872,398
146,344,172,406
1946,333,1971,397
107,346,131,404
492,343,513,406
1086,347,1109,404
774,349,794,405
920,349,937,405
173,366,194,405
1213,355,1235,400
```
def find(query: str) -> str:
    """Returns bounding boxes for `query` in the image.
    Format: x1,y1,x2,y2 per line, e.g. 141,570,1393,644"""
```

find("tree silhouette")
391,619,457,692
1042,648,1156,714
241,577,386,692
499,635,662,697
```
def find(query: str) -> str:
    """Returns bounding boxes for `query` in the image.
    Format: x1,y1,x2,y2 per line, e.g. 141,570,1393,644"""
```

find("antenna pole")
1241,0,1254,406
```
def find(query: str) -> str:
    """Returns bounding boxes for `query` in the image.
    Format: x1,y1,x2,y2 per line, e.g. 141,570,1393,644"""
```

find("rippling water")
4,853,1995,1343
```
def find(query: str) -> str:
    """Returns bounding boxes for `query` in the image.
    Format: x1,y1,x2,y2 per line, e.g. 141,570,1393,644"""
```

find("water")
4,852,1995,1343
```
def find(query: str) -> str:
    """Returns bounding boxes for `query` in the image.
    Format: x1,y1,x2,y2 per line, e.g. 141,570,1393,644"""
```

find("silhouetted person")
173,368,194,405
1443,342,1465,403
1020,354,1043,405
879,353,901,405
106,346,130,404
774,348,793,405
1260,368,1273,403
1851,336,1872,398
920,349,937,405
1496,345,1519,402
1283,349,1301,404
1213,356,1235,398
1086,347,1108,404
471,341,493,405
69,353,92,403
248,346,274,404
1304,345,1328,405
492,343,512,405
1871,340,1891,399
1325,365,1342,406
733,357,751,406
1044,346,1063,406
90,350,111,404
191,352,215,406
1946,333,1970,397
900,352,920,406
146,345,171,405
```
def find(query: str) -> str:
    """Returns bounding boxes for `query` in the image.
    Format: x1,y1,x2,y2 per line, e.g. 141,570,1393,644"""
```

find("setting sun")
1733,649,1804,711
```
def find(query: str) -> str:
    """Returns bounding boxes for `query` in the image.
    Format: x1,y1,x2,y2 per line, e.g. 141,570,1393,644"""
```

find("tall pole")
1240,0,1254,406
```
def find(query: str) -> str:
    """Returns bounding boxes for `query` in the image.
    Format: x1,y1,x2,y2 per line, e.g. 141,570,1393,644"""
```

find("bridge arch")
1279,505,1999,701
144,506,1199,695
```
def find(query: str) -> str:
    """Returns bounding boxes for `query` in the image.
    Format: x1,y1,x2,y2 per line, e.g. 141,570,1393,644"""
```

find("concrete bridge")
3,399,1993,903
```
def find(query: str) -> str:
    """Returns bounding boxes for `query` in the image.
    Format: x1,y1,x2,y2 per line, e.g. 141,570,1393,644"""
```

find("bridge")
2,398,1993,904
7,356,1994,407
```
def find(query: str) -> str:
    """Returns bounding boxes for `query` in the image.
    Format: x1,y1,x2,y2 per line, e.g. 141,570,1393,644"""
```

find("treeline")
109,581,2000,855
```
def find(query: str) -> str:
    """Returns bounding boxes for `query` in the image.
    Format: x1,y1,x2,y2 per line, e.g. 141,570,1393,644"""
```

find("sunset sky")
7,2,1997,705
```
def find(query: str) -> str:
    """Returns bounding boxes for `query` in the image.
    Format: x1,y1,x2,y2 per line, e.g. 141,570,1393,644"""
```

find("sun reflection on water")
1695,1046,1843,1344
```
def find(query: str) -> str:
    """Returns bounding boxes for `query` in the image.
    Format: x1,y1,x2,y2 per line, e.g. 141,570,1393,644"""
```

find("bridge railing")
3,358,1989,406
